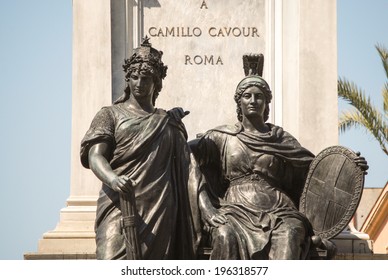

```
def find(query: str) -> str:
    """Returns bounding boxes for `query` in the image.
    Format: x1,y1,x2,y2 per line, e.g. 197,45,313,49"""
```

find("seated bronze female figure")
192,54,367,259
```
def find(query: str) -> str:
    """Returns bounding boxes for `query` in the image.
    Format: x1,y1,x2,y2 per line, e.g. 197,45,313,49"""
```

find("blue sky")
337,0,387,192
0,0,387,260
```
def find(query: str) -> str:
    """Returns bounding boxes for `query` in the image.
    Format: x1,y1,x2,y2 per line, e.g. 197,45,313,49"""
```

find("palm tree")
338,44,388,156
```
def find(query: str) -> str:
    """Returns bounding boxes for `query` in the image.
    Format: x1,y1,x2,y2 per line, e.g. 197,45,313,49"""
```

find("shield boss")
300,146,364,239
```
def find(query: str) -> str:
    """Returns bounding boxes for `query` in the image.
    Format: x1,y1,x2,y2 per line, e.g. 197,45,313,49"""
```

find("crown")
243,53,264,77
236,53,270,94
134,36,162,61
123,36,168,79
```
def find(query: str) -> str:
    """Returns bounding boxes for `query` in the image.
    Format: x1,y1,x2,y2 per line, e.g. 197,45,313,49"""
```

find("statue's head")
115,37,168,105
234,54,272,122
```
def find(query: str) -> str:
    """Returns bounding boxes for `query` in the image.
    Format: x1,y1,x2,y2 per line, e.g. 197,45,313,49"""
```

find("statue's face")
240,86,266,119
129,71,155,102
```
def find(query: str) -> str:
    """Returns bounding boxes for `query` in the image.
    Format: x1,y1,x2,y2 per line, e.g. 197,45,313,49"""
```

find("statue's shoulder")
266,123,296,142
98,104,119,115
208,123,242,136
88,105,116,126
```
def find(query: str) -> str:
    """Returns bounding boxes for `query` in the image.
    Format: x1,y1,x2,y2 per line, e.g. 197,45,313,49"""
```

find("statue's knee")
278,222,306,243
212,224,236,242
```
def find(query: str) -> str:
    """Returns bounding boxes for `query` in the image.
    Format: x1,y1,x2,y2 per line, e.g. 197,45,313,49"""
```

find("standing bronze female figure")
80,38,197,260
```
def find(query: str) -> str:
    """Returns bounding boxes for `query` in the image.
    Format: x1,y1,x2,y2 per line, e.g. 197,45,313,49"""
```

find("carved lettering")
165,27,175,36
252,27,259,37
149,27,157,37
194,55,204,64
217,28,225,37
185,55,193,65
149,24,260,66
216,56,224,65
208,27,216,37
157,28,165,37
148,27,202,37
185,55,223,65
149,26,259,38
193,27,202,37
208,27,260,37
200,0,208,9
232,27,241,37
224,27,232,36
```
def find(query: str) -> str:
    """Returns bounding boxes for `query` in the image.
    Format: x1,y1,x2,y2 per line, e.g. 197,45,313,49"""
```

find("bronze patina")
191,54,368,260
80,37,199,260
300,146,365,239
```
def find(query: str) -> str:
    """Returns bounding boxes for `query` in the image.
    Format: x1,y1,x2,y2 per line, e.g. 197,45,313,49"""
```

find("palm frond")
338,78,388,155
339,109,388,156
339,110,368,133
383,82,388,116
338,78,384,129
376,44,388,80
339,109,385,141
338,45,388,156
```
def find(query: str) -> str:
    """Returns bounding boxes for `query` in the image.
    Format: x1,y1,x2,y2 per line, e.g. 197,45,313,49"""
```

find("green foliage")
338,44,388,156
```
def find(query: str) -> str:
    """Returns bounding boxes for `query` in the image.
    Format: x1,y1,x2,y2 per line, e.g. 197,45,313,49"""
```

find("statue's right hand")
167,107,190,122
203,209,228,228
109,175,134,194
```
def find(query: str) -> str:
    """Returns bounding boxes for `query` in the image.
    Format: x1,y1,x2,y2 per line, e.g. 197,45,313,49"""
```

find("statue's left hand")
355,152,369,174
167,107,190,122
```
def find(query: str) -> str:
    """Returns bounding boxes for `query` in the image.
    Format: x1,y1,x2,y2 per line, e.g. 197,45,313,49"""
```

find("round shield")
299,146,365,239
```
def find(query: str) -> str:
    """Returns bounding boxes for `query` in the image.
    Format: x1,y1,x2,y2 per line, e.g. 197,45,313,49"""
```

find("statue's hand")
109,175,135,194
167,107,190,122
203,208,228,228
311,235,322,247
355,152,369,174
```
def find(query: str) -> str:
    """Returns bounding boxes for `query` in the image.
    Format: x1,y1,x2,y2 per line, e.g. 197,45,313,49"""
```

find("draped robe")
192,123,315,259
81,103,201,259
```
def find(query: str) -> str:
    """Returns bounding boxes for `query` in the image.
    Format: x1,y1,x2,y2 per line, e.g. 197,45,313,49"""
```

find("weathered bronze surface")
80,38,200,260
119,182,141,259
300,146,365,239
190,54,368,260
191,54,315,260
80,46,368,260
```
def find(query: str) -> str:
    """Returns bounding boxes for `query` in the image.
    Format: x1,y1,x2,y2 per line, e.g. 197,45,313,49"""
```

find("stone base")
24,253,96,260
334,253,388,260
332,231,373,255
25,199,98,259
24,252,388,260
25,196,378,261
198,247,333,260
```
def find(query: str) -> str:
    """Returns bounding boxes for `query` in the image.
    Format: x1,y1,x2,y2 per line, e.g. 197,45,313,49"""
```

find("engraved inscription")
185,55,224,65
149,27,202,37
146,1,262,66
208,27,260,37
200,0,208,9
148,27,260,38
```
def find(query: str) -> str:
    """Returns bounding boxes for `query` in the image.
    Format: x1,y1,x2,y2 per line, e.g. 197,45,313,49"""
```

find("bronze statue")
191,54,368,259
80,44,367,260
80,38,199,260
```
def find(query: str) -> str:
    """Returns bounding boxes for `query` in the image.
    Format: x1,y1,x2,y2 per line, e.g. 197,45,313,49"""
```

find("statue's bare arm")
88,142,133,193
